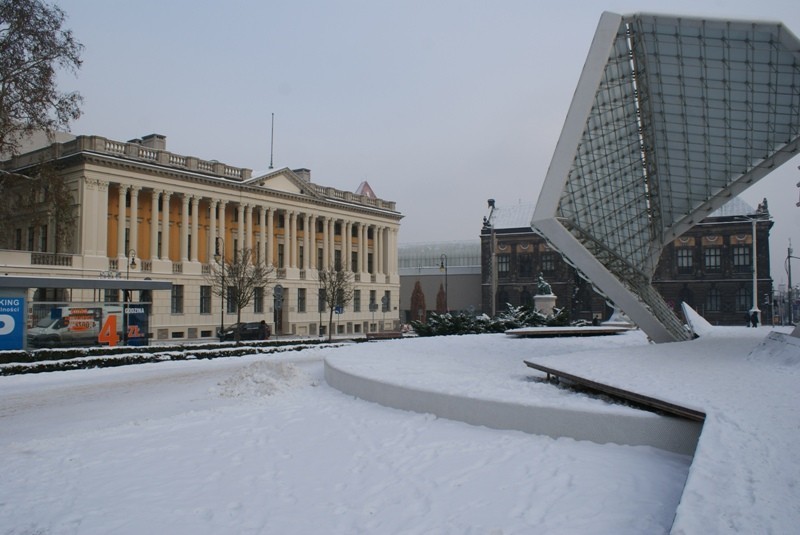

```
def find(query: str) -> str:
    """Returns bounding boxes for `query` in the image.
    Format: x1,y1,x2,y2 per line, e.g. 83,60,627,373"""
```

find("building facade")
0,133,402,340
398,241,482,324
482,199,773,326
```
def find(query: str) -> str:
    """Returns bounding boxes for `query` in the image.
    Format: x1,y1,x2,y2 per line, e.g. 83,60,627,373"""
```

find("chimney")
141,134,166,151
293,168,311,182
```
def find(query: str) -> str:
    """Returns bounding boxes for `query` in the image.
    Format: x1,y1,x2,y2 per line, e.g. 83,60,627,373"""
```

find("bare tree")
318,262,354,341
205,247,274,340
0,0,83,156
0,159,76,251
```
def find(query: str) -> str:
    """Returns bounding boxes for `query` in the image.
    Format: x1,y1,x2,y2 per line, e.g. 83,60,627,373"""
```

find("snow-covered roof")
707,197,757,218
487,202,536,231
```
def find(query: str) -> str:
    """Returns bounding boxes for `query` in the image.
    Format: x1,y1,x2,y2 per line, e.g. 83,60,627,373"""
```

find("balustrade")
30,252,73,266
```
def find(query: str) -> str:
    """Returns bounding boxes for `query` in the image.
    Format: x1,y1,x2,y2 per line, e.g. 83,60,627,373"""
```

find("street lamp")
126,249,137,279
124,249,136,345
738,212,770,326
214,237,225,341
787,243,799,325
439,253,448,312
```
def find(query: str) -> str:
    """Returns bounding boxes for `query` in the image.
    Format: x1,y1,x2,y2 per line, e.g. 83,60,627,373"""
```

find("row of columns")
112,184,398,274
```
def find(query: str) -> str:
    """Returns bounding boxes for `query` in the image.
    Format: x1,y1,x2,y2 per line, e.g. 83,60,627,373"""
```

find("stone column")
218,201,227,261
129,186,140,256
117,184,127,260
305,214,313,270
245,203,253,254
191,196,200,262
150,190,160,260
208,199,217,262
376,225,382,275
344,221,352,271
180,195,190,262
361,224,368,273
289,211,297,268
236,203,245,259
161,191,171,261
322,217,330,269
330,218,337,268
258,206,266,264
266,207,274,266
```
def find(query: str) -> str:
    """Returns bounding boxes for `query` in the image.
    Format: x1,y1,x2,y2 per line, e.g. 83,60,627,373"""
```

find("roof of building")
398,240,481,268
485,202,536,231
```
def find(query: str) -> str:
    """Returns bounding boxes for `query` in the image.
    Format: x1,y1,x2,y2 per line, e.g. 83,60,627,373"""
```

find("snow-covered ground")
0,327,796,534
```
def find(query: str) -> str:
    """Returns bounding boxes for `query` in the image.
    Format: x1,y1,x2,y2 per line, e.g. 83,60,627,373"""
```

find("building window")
498,254,510,276
317,248,324,270
254,287,264,313
299,246,304,268
233,239,239,259
200,286,212,314
298,288,306,313
518,254,533,278
226,287,236,313
540,252,555,273
157,231,162,258
278,244,284,267
704,248,721,272
736,287,751,311
171,285,184,314
732,246,751,273
676,248,693,274
369,290,377,311
14,228,22,250
334,249,342,270
352,251,358,272
383,290,391,312
104,289,119,303
27,226,34,251
39,225,47,252
367,253,373,273
353,289,361,312
706,288,721,312
318,288,326,313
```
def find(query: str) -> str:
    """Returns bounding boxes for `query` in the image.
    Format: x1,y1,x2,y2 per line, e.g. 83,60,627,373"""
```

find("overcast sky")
57,0,800,285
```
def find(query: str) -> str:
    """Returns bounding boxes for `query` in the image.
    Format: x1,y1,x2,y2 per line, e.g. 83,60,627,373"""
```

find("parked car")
218,322,269,341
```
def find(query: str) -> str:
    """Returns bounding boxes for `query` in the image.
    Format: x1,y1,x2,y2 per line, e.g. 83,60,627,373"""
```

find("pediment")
246,168,320,198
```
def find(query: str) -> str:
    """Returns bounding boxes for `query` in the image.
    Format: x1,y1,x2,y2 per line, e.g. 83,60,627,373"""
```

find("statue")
537,273,553,295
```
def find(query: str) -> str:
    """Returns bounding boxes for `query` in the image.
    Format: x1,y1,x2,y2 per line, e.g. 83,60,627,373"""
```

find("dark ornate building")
481,198,773,326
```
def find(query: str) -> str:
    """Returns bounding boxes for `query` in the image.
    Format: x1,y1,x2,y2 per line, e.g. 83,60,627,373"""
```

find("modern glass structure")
533,12,800,342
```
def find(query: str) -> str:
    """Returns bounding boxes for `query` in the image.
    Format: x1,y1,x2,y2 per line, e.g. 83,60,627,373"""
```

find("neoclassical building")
0,133,402,340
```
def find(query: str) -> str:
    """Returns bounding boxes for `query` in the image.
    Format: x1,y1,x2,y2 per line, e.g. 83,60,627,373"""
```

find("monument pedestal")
534,294,557,316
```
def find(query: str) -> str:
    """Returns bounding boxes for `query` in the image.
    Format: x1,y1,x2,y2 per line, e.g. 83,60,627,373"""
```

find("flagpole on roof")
269,113,275,170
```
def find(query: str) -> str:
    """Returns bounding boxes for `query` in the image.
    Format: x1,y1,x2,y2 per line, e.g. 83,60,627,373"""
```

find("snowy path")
1,349,690,534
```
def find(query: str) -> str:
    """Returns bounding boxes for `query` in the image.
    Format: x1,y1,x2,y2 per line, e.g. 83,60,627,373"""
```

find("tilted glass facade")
534,12,800,342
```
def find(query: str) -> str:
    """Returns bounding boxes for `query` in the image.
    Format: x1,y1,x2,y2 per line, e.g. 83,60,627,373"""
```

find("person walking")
258,320,269,340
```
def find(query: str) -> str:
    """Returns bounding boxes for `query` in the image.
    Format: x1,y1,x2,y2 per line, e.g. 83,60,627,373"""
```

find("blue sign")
0,296,25,350
334,305,344,314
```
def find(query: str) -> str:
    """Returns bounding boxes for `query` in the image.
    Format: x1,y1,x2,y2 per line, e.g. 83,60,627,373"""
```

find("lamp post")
749,217,760,325
214,237,225,341
787,243,799,325
439,253,448,312
124,249,136,345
